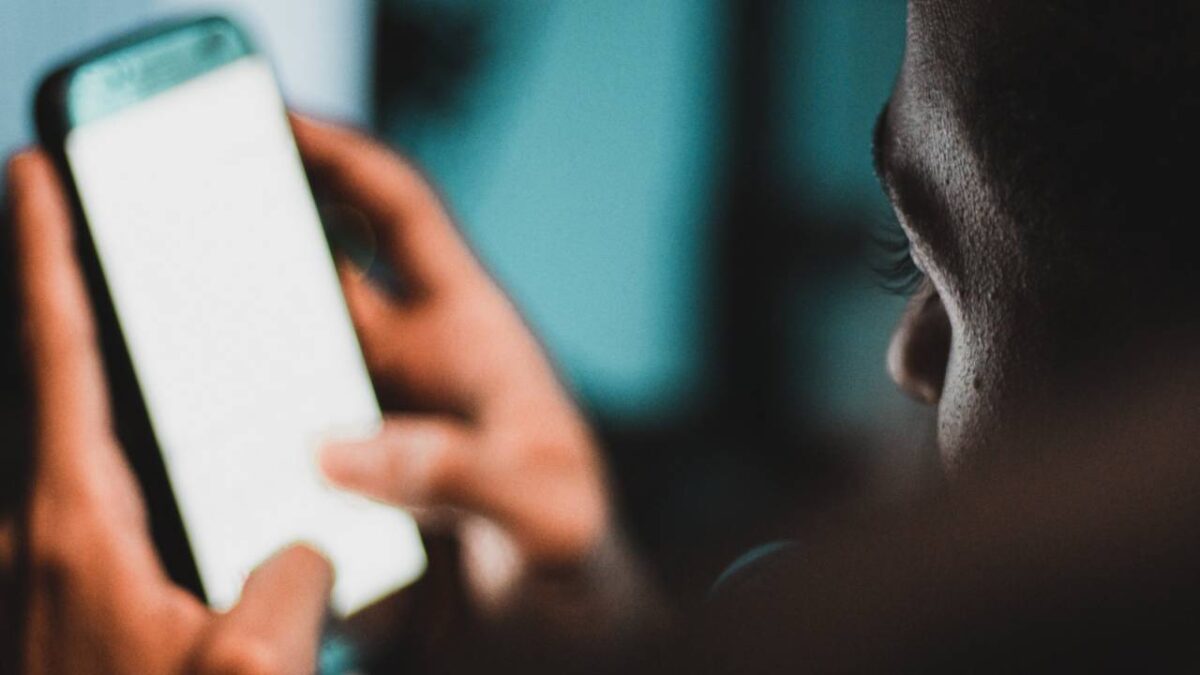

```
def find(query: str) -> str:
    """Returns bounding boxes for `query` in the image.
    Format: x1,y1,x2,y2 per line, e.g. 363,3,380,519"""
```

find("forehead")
905,2,975,66
900,2,1096,116
897,2,997,122
880,1,1035,311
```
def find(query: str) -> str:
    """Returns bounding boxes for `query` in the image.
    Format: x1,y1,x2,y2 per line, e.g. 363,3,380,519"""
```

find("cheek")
935,331,976,469
934,298,1037,472
931,296,1001,470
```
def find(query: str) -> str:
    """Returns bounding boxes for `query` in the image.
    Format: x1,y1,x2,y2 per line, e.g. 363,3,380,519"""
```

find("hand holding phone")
296,117,609,566
9,150,332,675
291,120,648,643
35,17,425,615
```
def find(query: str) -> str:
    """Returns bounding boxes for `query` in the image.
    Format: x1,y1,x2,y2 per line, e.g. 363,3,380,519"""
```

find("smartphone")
34,16,425,616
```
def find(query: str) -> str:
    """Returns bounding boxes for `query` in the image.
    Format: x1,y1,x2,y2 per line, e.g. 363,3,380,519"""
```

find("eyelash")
870,213,926,295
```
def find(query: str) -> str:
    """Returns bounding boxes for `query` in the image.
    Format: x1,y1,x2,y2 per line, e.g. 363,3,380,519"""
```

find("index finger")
7,151,112,453
291,114,482,296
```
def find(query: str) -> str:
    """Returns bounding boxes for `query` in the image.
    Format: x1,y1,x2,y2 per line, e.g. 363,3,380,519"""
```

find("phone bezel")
32,15,264,603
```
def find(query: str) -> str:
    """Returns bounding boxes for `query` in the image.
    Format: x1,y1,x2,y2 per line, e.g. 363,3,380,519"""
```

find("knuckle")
194,636,292,675
27,528,77,586
27,507,79,583
30,502,101,564
24,473,131,584
27,534,67,580
424,449,468,501
383,444,414,499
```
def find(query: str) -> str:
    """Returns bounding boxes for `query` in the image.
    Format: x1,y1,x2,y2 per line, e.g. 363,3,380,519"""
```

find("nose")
887,281,952,405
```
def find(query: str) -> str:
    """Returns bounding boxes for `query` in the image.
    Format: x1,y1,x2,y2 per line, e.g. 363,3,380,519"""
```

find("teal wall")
778,1,915,438
382,1,913,430
382,2,724,420
780,0,907,220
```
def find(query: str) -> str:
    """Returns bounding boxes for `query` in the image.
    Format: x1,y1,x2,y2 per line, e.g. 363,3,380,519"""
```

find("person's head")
882,1,1200,469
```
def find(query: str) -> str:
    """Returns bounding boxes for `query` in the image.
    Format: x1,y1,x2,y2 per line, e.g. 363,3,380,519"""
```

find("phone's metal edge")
36,14,256,132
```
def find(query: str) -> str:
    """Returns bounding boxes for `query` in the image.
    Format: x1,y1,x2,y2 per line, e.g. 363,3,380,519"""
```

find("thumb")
192,545,333,675
319,416,479,509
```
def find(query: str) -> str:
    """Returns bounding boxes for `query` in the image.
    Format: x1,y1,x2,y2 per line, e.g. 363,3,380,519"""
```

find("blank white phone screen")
64,55,425,614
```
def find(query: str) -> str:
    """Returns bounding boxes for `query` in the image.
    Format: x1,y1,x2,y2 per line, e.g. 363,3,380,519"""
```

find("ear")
887,281,952,404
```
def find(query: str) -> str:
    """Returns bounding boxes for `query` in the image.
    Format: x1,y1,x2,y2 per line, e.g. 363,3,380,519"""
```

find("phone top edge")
35,15,257,134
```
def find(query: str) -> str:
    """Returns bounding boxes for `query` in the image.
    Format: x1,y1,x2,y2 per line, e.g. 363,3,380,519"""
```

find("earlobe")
887,281,952,405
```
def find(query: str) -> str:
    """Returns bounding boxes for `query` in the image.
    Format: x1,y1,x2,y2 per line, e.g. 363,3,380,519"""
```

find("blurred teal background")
381,3,719,420
373,1,919,439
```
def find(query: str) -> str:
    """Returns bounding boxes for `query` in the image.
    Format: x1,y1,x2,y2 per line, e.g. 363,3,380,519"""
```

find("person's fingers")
193,545,333,675
337,260,402,371
7,151,112,455
337,260,479,413
291,114,480,296
7,152,169,601
319,416,479,509
319,417,608,561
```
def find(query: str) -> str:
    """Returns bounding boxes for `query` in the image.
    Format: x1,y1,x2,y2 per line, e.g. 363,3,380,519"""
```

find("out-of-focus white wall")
0,1,372,158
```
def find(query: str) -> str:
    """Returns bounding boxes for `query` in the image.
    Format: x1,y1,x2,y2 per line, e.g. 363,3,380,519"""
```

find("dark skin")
884,1,1200,469
881,0,1041,467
